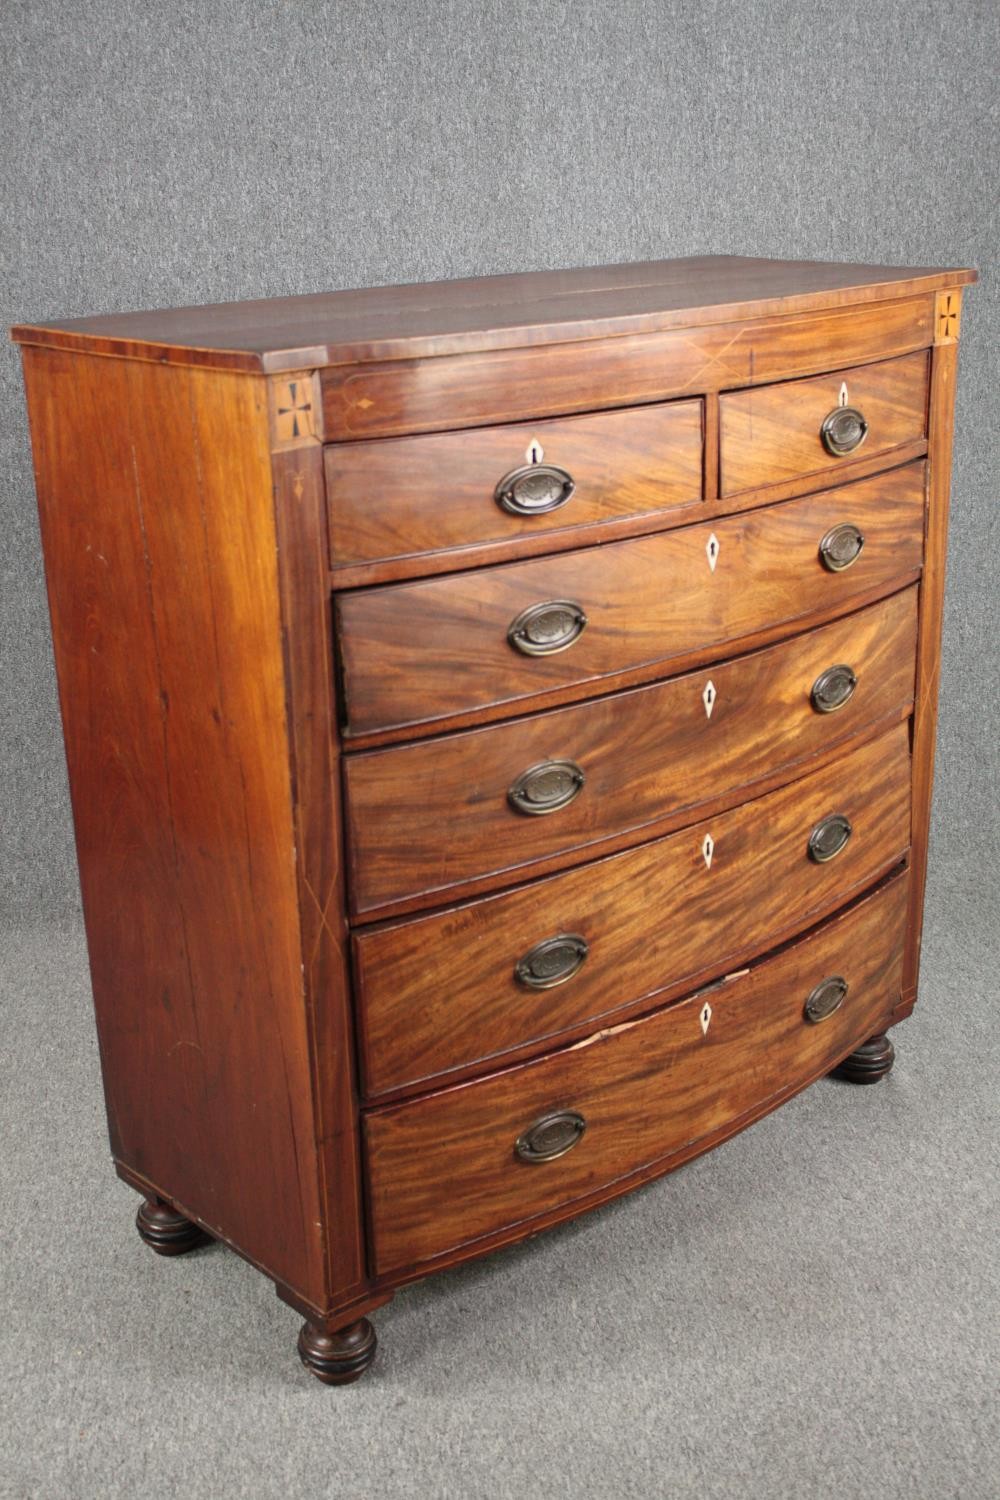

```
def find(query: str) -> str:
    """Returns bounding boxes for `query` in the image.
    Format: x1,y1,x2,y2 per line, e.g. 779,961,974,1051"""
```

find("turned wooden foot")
298,1318,377,1385
136,1196,211,1256
833,1032,896,1085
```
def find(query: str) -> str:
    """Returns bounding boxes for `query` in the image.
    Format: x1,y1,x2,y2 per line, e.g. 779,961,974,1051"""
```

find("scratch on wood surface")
167,1039,204,1058
566,1015,645,1052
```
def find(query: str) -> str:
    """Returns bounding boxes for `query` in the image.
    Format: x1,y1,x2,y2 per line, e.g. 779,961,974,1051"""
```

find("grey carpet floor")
1,854,997,1500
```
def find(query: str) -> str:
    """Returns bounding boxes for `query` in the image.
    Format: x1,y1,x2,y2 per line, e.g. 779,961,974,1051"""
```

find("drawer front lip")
326,399,703,572
363,872,909,1279
336,464,924,740
343,587,918,920
354,722,912,1100
720,351,929,498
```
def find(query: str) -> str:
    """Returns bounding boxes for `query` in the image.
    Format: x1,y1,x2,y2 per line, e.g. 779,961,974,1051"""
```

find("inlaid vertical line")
703,392,720,502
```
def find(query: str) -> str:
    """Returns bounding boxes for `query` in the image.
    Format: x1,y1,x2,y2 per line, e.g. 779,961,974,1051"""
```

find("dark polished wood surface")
355,724,912,1099
833,1032,897,1084
319,296,937,440
12,256,974,371
336,466,924,738
900,313,963,1017
20,347,329,1305
719,351,929,495
329,447,930,591
326,398,703,570
270,442,369,1309
344,588,918,919
365,873,909,1277
136,1197,212,1257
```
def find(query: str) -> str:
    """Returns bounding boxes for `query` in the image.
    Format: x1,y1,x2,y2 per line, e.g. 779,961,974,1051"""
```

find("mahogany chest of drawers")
12,255,975,1384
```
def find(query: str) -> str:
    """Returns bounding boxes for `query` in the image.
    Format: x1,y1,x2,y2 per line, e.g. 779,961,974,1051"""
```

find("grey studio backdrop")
3,0,999,918
1,4,998,1500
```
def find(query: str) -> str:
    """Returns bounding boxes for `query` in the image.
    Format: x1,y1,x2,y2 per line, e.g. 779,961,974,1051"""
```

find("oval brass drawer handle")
515,1109,587,1163
508,759,585,816
515,933,589,989
819,522,865,572
495,463,575,516
820,405,869,456
808,813,853,863
508,600,588,657
811,663,858,714
804,975,848,1023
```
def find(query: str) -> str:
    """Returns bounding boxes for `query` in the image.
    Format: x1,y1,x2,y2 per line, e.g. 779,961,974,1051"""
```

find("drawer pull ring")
820,405,869,456
508,600,588,657
804,975,848,1024
508,759,585,816
495,463,575,516
820,522,866,572
515,933,589,989
515,1110,587,1163
811,663,858,714
808,813,853,862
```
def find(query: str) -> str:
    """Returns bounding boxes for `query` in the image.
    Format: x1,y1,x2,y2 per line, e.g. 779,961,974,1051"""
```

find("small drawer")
354,723,911,1097
719,351,929,496
336,464,924,738
343,587,917,918
364,871,909,1276
326,399,703,576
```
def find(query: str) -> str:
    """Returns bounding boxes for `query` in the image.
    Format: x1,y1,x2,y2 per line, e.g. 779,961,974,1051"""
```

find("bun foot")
136,1196,211,1256
298,1318,377,1385
833,1032,896,1085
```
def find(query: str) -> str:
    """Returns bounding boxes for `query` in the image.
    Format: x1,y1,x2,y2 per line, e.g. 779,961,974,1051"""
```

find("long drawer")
344,587,917,918
336,464,923,738
354,723,911,1098
326,398,704,573
719,351,929,497
364,871,909,1277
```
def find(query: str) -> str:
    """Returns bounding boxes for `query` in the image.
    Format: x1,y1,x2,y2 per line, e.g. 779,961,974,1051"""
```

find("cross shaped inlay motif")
276,380,313,440
936,293,960,343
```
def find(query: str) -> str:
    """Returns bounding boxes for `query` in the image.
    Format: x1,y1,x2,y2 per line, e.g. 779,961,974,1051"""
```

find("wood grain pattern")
321,298,935,440
355,723,911,1098
364,873,909,1277
329,444,929,591
344,588,918,918
11,257,974,373
269,438,370,1313
19,347,328,1303
336,465,925,738
719,352,929,496
326,399,703,569
901,303,962,1014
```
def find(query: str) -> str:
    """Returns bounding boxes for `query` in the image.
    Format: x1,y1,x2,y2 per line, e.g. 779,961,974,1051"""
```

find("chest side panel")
21,347,328,1303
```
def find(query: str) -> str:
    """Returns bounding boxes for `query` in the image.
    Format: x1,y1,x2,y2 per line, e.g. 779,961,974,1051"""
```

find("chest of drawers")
12,255,975,1385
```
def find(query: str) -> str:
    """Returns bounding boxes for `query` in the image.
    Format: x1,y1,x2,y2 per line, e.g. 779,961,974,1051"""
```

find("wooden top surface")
10,256,976,373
